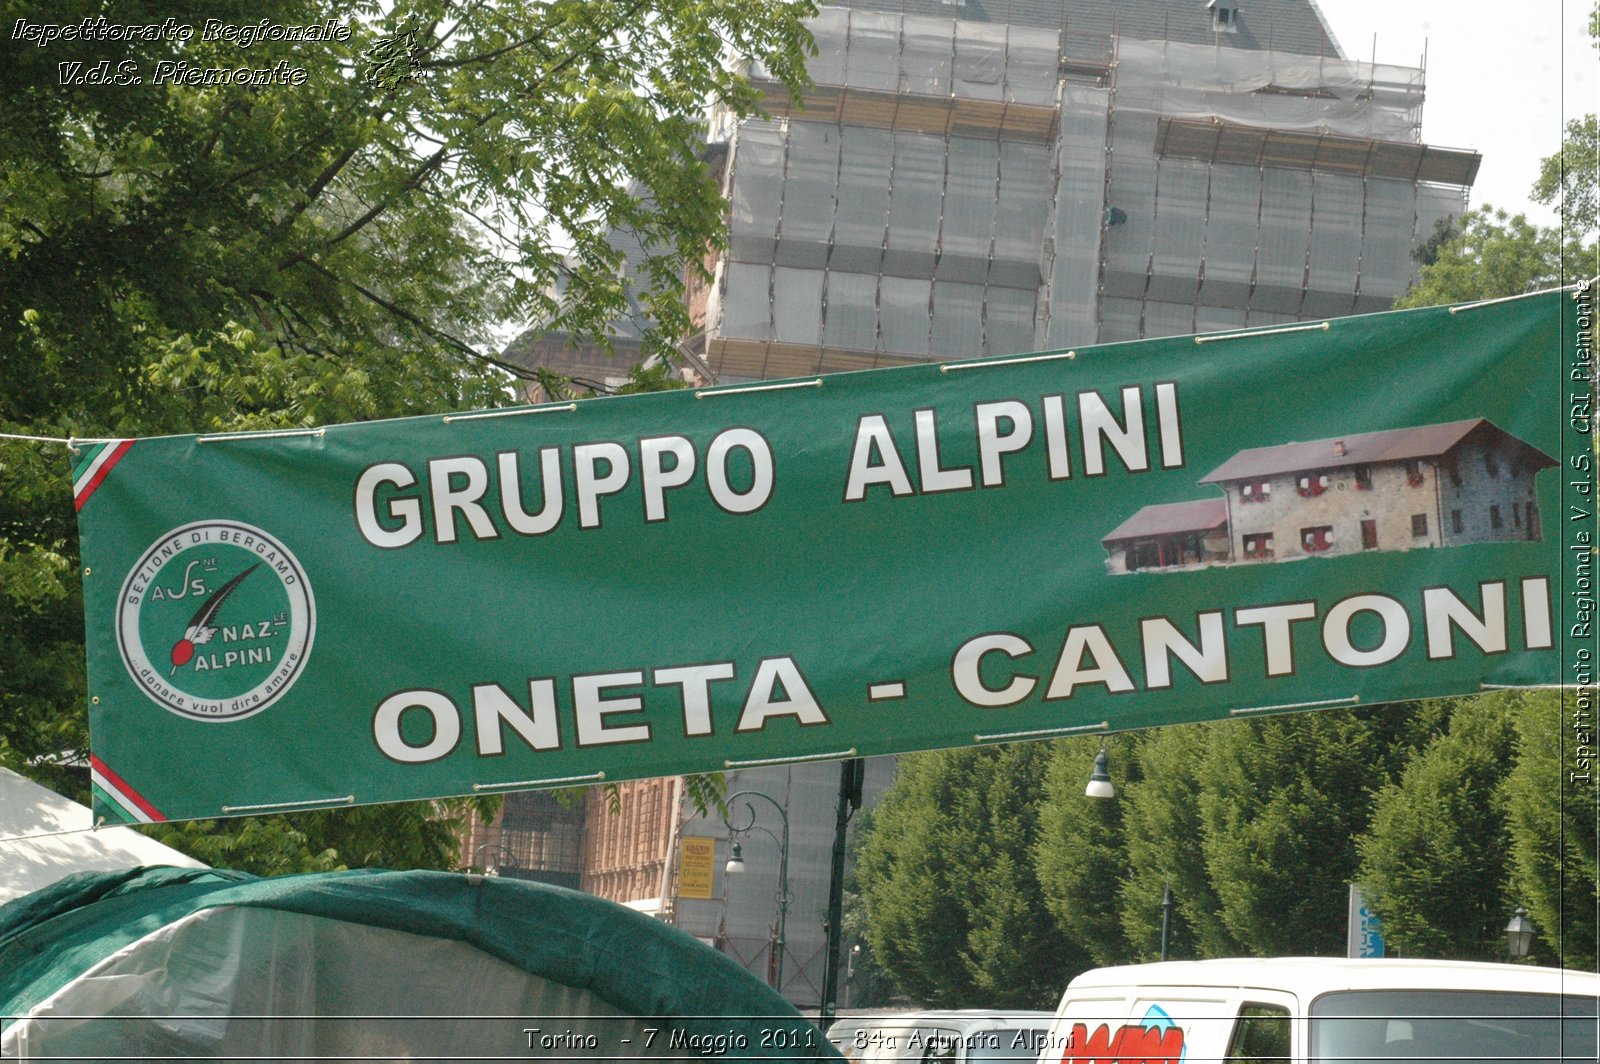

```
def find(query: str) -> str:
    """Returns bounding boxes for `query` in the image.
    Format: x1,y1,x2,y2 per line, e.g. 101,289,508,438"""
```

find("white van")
1041,958,1599,1064
832,1009,1056,1063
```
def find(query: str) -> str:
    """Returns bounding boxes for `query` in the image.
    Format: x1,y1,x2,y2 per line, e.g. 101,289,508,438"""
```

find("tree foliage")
855,745,1086,1008
1394,208,1586,309
1195,706,1425,957
1534,3,1600,237
1502,691,1600,969
1358,696,1517,960
0,0,814,870
1535,114,1599,238
1399,4,1598,305
849,697,1598,1006
1115,725,1240,961
1034,734,1139,967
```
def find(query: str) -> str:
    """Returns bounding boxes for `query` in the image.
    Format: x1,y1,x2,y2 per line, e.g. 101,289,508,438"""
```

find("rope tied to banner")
0,818,107,845
0,431,75,447
0,432,129,457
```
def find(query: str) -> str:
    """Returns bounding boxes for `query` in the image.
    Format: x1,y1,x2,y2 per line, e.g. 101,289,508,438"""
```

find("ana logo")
117,521,315,721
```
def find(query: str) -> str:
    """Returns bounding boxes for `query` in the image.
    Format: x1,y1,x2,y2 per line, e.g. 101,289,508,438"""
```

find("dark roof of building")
1102,497,1229,544
1199,418,1558,484
825,0,1342,58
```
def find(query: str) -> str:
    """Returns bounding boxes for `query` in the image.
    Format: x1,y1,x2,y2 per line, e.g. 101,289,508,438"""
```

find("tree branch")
419,33,545,70
275,142,364,235
290,256,538,381
278,0,651,272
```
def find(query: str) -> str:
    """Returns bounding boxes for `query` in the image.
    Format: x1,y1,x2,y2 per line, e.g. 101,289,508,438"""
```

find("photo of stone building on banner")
1102,418,1556,574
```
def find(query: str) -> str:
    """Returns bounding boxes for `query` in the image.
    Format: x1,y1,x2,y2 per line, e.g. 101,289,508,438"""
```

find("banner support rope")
697,379,822,399
197,427,325,444
976,721,1109,743
1195,321,1330,345
0,818,108,845
443,404,577,423
0,431,80,447
473,772,606,792
219,794,355,813
942,350,1077,373
1230,695,1359,716
1450,277,1595,313
725,749,855,769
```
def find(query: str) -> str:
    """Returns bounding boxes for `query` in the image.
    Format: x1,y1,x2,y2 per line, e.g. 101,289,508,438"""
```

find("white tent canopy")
0,866,843,1062
0,767,204,903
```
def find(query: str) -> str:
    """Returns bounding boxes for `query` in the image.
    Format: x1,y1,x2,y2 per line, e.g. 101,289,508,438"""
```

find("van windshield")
1310,990,1598,1064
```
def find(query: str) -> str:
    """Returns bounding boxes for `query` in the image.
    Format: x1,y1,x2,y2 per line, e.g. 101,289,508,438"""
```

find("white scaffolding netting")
705,5,1473,375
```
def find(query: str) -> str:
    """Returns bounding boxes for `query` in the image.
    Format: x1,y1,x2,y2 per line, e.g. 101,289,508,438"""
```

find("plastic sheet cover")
714,4,1470,360
5,907,662,1061
1115,38,1425,141
0,869,839,1063
1306,172,1366,295
1360,179,1423,299
782,10,1058,105
728,121,784,262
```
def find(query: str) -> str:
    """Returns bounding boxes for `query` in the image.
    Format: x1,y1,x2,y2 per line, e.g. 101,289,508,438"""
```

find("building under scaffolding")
695,3,1477,380
489,0,1481,1009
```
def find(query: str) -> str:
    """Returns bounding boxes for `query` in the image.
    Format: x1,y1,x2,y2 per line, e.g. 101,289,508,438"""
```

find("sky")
1314,0,1596,228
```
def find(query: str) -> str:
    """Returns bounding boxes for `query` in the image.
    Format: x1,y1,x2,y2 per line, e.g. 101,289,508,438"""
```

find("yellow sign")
679,836,717,899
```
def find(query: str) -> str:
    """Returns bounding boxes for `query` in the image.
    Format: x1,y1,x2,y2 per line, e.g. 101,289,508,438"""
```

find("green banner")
77,289,1596,823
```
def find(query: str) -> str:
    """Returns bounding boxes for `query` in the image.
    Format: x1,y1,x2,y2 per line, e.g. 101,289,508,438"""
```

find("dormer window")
1209,0,1240,33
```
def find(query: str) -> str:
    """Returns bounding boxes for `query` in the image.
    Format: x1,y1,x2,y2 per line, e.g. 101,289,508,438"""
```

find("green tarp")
0,865,844,1060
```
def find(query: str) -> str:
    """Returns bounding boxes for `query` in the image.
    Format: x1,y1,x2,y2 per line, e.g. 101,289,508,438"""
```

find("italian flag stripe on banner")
90,754,165,823
72,439,134,512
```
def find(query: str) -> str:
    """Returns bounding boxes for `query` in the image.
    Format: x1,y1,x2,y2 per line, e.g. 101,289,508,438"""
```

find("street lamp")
1505,906,1535,960
722,791,792,993
1160,885,1174,961
1085,741,1115,799
467,842,517,884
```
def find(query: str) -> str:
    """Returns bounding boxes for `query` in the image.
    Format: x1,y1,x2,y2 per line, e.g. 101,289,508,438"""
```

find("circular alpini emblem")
116,521,315,721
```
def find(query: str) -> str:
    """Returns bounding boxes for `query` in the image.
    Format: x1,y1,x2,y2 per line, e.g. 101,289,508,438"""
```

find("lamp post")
722,791,792,993
821,758,864,1028
1160,885,1174,961
467,842,517,884
1085,740,1115,799
1505,906,1535,961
